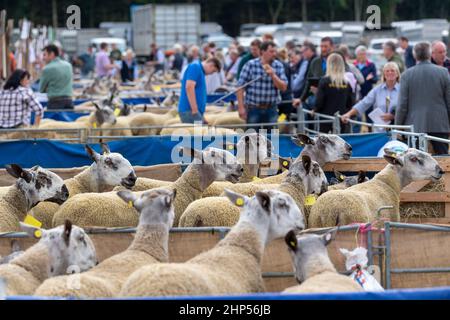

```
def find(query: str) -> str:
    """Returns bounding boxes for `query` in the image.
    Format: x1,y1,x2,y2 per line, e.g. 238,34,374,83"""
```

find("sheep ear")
291,134,315,147
256,191,271,213
85,145,100,163
302,155,312,174
19,222,43,239
358,171,367,184
100,143,111,155
63,220,72,246
384,154,404,167
6,164,33,183
92,102,101,111
334,170,346,182
94,107,105,125
117,190,138,208
285,230,298,251
224,189,248,208
321,229,337,246
279,157,292,170
164,188,177,207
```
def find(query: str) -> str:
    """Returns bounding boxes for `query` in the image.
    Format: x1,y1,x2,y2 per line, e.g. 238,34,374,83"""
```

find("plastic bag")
340,247,385,292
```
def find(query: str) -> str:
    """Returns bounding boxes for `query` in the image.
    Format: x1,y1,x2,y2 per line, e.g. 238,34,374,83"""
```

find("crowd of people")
0,31,449,154
177,34,449,154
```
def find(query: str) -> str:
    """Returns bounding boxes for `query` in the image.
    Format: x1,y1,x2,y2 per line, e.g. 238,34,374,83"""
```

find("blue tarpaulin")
7,286,450,300
40,94,236,109
38,93,236,123
0,134,389,169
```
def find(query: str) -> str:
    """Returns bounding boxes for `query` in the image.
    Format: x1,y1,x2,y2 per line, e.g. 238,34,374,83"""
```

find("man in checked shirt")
237,41,288,131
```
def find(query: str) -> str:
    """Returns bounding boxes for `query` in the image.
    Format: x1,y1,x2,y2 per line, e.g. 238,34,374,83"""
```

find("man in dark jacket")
395,42,450,155
295,37,334,108
399,37,416,69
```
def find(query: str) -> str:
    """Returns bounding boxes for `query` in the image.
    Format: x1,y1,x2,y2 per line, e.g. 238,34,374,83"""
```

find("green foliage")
0,0,448,36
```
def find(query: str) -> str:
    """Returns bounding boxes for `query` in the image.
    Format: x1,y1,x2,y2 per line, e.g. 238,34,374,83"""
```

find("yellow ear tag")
114,108,121,116
236,198,245,207
305,195,316,206
24,214,42,228
283,161,289,168
153,85,161,92
340,175,345,181
93,122,98,129
34,230,42,239
290,241,297,248
252,176,261,182
128,201,134,208
278,113,287,123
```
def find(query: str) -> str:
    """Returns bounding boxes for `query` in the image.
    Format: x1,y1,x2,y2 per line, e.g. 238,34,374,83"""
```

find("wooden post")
6,19,13,77
0,10,7,80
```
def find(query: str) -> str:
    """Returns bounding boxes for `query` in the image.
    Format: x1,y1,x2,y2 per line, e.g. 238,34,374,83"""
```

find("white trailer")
131,3,201,58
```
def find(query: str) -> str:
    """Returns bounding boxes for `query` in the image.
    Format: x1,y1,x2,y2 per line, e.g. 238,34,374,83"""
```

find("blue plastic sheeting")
43,112,90,122
0,133,389,169
6,287,450,300
40,93,236,109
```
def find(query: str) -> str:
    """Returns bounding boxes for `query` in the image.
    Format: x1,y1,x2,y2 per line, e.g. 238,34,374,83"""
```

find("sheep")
328,170,369,191
128,108,179,136
309,148,444,228
0,241,23,265
52,147,243,228
0,165,69,233
202,133,277,197
120,189,305,297
31,143,137,229
282,229,363,294
37,103,118,141
201,133,352,197
34,188,176,298
114,133,273,195
159,124,236,136
251,134,353,185
179,155,328,228
0,220,97,296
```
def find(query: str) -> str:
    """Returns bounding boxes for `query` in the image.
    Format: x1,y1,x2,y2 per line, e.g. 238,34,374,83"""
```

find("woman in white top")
342,62,401,131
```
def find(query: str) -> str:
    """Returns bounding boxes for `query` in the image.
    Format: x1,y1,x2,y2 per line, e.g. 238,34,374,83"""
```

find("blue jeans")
179,111,204,124
247,105,278,132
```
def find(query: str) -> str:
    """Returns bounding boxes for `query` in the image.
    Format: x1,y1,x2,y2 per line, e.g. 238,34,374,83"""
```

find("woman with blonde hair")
314,53,354,133
342,62,401,132
120,48,138,82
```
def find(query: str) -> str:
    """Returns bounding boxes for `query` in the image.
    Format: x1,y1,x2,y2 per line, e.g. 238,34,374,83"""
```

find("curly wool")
32,166,101,229
0,186,31,232
283,271,363,294
0,243,50,296
120,222,265,297
52,164,203,229
308,165,401,228
35,224,169,298
113,178,172,192
179,174,306,228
